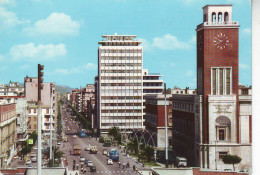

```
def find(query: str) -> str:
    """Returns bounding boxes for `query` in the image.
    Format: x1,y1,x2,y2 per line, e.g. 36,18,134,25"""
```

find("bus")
103,138,112,147
109,149,119,162
79,130,86,138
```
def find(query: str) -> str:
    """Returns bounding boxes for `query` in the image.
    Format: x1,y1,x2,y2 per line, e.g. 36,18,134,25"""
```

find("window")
211,67,232,95
34,109,36,113
219,152,228,159
46,109,49,114
216,116,231,141
219,129,225,140
28,125,31,129
29,109,31,113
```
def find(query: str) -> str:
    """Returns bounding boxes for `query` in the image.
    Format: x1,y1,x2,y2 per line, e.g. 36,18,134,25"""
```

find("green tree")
140,145,154,162
108,127,119,138
43,146,64,167
222,154,242,171
127,138,140,155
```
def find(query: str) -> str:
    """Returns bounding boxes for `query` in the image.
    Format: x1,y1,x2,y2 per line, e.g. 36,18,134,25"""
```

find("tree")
127,138,140,155
141,145,154,162
43,146,64,167
108,127,119,138
222,154,242,171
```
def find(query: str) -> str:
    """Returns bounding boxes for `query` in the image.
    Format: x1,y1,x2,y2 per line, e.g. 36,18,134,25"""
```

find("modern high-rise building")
97,34,144,135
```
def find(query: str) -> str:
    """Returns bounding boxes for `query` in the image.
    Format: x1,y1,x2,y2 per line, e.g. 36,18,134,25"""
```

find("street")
60,105,147,175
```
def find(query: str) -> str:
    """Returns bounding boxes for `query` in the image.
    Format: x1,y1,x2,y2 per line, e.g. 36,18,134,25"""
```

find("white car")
84,147,90,151
107,153,110,157
31,157,37,162
80,157,86,162
57,142,61,145
87,160,93,167
107,159,113,165
73,135,77,138
26,160,32,165
67,128,70,131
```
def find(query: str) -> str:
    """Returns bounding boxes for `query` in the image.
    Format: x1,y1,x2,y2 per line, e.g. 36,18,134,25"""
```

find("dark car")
90,166,96,172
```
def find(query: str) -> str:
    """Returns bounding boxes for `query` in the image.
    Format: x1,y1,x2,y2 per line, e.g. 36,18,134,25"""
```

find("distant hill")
56,85,74,95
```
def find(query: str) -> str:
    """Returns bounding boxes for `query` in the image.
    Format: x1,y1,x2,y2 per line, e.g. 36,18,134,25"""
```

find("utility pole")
50,84,53,167
37,64,44,175
164,83,168,168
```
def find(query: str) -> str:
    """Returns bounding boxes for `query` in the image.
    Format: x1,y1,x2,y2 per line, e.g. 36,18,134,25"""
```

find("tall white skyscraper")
97,34,144,135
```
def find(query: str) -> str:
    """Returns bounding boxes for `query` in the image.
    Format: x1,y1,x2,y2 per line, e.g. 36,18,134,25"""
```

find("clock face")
213,32,232,50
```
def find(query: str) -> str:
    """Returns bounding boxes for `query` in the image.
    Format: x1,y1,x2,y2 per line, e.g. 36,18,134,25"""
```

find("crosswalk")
96,170,137,174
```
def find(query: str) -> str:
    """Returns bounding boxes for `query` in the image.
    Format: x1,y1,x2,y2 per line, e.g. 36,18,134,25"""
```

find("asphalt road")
60,105,147,175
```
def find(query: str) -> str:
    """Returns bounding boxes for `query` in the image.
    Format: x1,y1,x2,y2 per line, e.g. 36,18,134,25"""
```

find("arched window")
212,12,216,23
224,12,229,22
215,116,231,141
218,12,223,23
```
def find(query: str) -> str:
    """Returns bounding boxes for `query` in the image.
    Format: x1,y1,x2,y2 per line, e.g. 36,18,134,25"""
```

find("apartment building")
0,100,16,168
24,76,57,135
0,82,24,97
97,34,144,135
143,69,163,95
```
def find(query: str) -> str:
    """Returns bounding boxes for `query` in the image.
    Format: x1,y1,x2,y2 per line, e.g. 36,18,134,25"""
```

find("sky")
0,0,251,89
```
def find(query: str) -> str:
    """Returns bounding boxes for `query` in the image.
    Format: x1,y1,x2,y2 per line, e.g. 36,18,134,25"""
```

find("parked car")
73,135,77,138
90,166,96,172
80,157,85,162
26,160,32,165
31,157,37,162
57,142,61,145
176,157,187,167
107,159,113,165
87,160,93,167
84,147,90,151
67,128,70,131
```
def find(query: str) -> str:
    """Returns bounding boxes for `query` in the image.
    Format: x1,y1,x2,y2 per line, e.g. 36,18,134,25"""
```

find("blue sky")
0,0,251,89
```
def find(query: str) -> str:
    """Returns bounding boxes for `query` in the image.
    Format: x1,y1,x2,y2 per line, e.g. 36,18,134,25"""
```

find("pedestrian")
123,162,125,169
133,165,136,171
70,150,71,155
84,168,87,173
76,163,79,169
118,161,121,168
73,165,75,171
81,162,83,168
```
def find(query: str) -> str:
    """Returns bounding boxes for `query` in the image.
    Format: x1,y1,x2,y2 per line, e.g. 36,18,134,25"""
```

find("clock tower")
196,5,241,169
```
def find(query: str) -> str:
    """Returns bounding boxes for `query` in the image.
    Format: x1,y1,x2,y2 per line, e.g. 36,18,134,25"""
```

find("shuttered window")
211,67,232,95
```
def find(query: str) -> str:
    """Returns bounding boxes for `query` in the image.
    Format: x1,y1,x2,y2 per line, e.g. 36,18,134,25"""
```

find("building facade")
171,5,251,171
0,100,16,168
97,34,144,135
24,77,57,135
144,94,172,149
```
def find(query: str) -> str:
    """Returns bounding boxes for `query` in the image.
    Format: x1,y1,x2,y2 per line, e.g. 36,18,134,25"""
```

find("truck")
176,157,187,167
90,146,97,154
79,130,86,138
73,145,81,155
109,149,119,162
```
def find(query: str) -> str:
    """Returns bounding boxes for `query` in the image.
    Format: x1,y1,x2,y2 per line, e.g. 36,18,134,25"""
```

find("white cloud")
19,64,31,70
141,34,193,51
10,43,67,61
23,12,80,35
54,63,97,75
153,34,191,50
242,28,251,34
239,63,250,69
0,0,15,5
186,70,193,77
0,7,28,28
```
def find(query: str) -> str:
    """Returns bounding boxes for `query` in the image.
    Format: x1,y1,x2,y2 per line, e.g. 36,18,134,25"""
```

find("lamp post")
164,83,168,168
